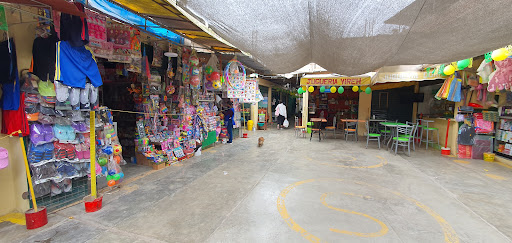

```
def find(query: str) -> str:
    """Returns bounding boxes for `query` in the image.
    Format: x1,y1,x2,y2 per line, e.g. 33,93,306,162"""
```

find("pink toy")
488,58,512,92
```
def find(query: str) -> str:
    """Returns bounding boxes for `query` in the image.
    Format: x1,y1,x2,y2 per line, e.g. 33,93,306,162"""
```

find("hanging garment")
0,38,16,84
1,92,30,136
488,58,512,92
54,41,102,88
59,2,88,47
30,35,59,81
458,123,476,146
1,68,20,110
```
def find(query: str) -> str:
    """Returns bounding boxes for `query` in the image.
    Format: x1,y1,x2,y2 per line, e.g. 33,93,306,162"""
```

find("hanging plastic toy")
223,58,246,88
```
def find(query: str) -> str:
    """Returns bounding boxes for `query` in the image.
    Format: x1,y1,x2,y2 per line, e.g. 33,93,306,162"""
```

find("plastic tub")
84,195,103,213
25,206,48,229
483,152,495,162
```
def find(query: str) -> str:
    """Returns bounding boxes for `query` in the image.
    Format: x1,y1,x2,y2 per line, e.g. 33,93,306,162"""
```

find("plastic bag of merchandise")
71,110,85,122
30,163,59,183
72,121,88,133
72,162,90,177
106,158,124,187
50,178,72,196
32,179,51,198
54,161,79,178
30,123,54,146
28,142,54,164
38,114,55,124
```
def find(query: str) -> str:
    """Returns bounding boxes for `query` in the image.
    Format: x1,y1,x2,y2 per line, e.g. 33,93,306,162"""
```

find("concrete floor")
2,128,512,243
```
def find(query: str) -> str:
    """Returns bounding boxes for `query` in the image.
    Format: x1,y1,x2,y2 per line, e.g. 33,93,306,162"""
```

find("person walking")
223,101,235,143
275,101,287,129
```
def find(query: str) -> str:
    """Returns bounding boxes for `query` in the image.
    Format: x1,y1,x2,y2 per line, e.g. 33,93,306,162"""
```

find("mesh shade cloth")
177,0,512,75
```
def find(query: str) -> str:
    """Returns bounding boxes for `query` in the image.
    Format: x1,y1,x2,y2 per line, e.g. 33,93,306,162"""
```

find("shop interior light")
164,52,178,57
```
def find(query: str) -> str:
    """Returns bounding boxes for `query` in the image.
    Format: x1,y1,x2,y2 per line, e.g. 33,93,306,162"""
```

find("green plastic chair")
365,121,381,149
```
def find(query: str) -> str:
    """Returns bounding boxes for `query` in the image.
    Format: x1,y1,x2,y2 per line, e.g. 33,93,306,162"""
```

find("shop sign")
300,76,372,86
374,71,446,83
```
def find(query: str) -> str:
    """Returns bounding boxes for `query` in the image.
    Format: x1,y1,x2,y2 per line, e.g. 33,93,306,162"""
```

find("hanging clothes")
2,92,30,136
0,38,17,84
30,34,59,81
54,41,102,88
59,2,88,47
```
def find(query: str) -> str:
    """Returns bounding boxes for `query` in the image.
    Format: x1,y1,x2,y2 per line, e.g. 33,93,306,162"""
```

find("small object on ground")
258,137,265,147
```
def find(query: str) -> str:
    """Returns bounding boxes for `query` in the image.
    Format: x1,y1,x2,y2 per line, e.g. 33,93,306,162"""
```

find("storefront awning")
1,0,86,17
86,0,183,44
300,73,374,86
105,0,238,52
372,65,446,85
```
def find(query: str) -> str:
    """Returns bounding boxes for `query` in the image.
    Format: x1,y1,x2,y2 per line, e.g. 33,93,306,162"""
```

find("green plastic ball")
113,174,121,181
98,157,108,166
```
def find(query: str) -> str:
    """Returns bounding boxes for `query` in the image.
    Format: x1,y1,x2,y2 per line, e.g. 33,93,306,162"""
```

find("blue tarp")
84,0,183,44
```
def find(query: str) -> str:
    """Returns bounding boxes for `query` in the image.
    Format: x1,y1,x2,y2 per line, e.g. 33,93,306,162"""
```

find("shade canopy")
175,0,512,75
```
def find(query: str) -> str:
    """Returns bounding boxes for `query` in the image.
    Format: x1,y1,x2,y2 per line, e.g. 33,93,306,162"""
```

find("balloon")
98,157,108,166
298,87,304,93
352,86,359,92
338,86,344,94
107,180,116,187
301,86,306,91
210,72,221,81
492,48,508,61
106,175,113,181
113,174,121,181
365,87,372,94
457,59,470,69
443,65,455,75
205,66,213,75
330,87,336,93
308,86,314,92
320,86,326,93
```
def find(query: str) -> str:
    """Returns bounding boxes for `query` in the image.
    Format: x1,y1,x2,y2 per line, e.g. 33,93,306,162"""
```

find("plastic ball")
212,81,221,89
113,174,121,181
113,155,121,164
319,86,326,93
119,172,124,179
113,144,122,155
443,65,455,75
206,74,212,81
308,86,314,92
108,169,116,176
106,134,111,139
107,180,116,187
205,66,213,75
210,72,221,82
106,175,113,181
492,48,508,61
189,56,199,66
330,87,336,93
98,157,108,166
102,146,113,155
457,59,470,69
190,76,200,86
352,86,359,92
365,87,372,94
338,86,344,94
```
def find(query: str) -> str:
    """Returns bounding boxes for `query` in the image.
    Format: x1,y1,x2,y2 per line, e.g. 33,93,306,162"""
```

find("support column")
250,103,258,131
302,90,309,127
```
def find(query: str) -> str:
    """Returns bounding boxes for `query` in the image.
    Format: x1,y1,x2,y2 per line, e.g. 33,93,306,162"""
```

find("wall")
0,6,38,215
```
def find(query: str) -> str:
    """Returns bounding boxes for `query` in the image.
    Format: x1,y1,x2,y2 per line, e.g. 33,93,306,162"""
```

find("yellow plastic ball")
443,65,455,75
212,81,221,89
330,87,336,93
492,48,509,61
352,86,359,92
308,86,314,92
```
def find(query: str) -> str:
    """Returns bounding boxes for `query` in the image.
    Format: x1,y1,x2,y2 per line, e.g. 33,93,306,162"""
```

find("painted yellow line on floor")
277,178,459,243
495,161,512,169
453,160,470,164
485,174,507,180
321,192,388,237
0,213,26,225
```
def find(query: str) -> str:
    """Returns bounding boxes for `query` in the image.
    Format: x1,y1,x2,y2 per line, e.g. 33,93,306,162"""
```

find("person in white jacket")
275,101,287,129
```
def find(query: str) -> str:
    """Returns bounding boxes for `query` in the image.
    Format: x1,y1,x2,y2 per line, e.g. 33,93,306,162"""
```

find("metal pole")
19,131,38,212
90,111,97,198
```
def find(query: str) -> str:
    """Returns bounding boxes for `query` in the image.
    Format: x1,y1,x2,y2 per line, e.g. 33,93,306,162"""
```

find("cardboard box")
136,152,152,166
152,163,165,170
